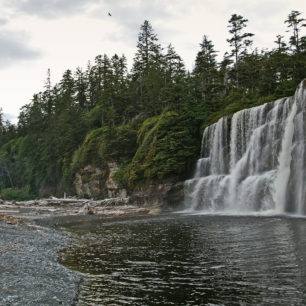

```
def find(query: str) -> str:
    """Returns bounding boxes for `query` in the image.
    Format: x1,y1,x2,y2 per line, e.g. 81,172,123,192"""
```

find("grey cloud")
0,31,41,68
0,18,8,26
5,0,102,18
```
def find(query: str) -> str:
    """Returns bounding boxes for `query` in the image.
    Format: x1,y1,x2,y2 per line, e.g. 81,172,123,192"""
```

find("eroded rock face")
74,165,106,198
105,162,127,198
130,180,185,210
74,164,184,208
74,163,127,199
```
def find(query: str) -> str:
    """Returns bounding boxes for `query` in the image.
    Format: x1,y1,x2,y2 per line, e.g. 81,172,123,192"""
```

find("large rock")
74,165,106,198
130,180,185,210
105,162,127,198
74,163,127,199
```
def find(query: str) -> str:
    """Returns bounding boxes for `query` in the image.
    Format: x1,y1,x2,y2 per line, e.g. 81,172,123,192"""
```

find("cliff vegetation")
0,11,305,200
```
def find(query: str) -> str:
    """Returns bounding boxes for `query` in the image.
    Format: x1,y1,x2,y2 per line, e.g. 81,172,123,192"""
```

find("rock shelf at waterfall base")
0,197,154,305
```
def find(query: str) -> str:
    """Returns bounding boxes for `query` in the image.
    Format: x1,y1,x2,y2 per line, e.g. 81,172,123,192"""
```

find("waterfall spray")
185,81,306,215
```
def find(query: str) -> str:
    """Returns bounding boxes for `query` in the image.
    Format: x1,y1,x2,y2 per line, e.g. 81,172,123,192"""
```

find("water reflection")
62,215,306,305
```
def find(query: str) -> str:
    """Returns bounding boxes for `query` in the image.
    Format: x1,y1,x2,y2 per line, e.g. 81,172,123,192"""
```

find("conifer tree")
164,44,185,81
132,20,162,77
159,44,186,110
58,69,75,109
132,20,164,116
193,35,219,101
285,10,305,53
74,67,88,111
274,35,288,53
227,14,254,86
0,108,3,134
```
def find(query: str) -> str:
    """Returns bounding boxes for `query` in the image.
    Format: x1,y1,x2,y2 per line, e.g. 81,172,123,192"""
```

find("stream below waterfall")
60,213,306,305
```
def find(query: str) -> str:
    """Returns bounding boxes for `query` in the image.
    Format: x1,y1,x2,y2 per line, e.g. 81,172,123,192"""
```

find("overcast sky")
0,0,305,123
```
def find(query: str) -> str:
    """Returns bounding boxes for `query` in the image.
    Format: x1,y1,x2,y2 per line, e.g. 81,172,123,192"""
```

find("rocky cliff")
74,163,127,199
74,164,185,209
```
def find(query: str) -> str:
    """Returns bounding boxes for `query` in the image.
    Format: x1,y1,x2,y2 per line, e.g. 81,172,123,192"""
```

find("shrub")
1,185,33,201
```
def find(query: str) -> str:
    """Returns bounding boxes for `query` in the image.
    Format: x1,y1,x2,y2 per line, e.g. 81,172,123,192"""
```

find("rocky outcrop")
74,165,106,198
105,162,127,198
130,180,185,210
74,163,185,210
74,163,127,199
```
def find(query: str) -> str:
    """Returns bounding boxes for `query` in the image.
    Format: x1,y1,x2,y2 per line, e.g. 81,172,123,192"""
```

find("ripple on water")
62,214,306,305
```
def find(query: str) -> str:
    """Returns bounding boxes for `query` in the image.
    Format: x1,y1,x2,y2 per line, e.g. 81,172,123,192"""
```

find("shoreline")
0,198,157,305
0,215,81,305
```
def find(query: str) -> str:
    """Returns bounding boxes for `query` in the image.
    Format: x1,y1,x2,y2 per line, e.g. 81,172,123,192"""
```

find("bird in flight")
108,12,112,16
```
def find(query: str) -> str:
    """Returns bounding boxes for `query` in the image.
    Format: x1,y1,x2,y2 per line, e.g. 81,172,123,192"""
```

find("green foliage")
285,10,305,53
70,122,138,178
78,127,109,167
202,87,272,130
1,185,33,201
274,79,300,98
0,13,305,197
122,111,200,188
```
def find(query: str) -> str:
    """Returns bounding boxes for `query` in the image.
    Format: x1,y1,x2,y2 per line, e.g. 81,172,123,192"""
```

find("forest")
0,11,305,200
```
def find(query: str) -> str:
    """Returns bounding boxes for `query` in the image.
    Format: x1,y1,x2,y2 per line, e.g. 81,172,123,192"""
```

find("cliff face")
74,164,185,209
72,111,199,207
74,80,306,210
74,163,127,199
129,180,185,210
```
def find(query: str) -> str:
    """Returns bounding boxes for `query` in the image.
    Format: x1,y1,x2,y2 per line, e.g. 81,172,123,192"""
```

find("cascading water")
185,80,306,215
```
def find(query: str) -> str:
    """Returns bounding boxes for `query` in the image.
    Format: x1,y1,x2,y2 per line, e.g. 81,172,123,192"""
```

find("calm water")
61,214,306,305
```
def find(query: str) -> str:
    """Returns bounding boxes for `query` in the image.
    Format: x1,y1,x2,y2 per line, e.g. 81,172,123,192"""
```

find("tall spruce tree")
132,20,162,76
274,35,288,53
74,67,88,111
164,44,185,80
193,35,219,102
132,20,164,116
227,14,254,86
284,11,306,83
285,10,305,53
160,44,186,110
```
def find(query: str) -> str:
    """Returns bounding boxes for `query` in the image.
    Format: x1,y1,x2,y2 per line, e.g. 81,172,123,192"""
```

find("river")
61,213,306,305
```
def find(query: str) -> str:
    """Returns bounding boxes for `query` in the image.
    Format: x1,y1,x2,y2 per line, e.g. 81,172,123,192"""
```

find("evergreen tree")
237,49,262,93
132,20,164,116
284,11,306,84
132,20,162,77
0,108,3,136
110,54,128,122
74,67,88,111
1,18,305,199
193,35,219,102
58,69,75,110
160,44,186,110
227,14,254,85
164,44,185,81
285,10,305,53
274,35,288,53
219,52,233,96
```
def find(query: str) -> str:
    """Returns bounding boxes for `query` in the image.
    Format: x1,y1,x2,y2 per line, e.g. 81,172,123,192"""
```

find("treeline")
0,11,305,199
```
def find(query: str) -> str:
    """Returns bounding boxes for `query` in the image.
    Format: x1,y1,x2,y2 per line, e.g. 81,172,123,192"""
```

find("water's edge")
0,216,81,305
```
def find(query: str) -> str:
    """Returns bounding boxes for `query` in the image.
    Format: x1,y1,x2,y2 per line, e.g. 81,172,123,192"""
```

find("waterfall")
185,80,306,215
